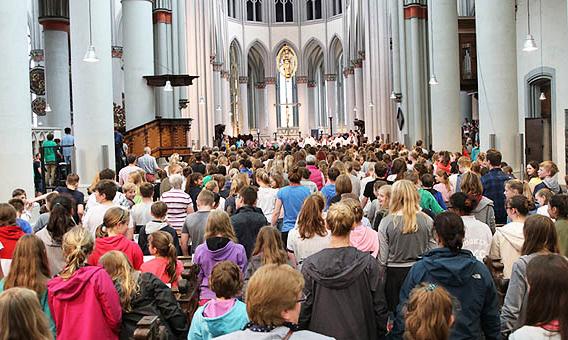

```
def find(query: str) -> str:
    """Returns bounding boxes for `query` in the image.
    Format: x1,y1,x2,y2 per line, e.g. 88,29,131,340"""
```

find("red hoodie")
88,234,144,269
48,266,122,340
0,225,25,259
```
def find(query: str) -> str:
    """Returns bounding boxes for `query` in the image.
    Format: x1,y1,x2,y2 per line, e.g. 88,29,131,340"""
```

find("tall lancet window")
331,0,342,15
275,0,294,22
247,0,263,21
306,0,322,20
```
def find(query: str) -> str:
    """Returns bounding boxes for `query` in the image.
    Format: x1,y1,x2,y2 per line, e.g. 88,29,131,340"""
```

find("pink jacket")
48,266,122,340
307,165,324,190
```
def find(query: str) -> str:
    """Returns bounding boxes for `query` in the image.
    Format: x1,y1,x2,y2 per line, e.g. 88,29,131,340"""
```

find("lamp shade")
523,34,538,52
83,45,99,63
164,80,173,92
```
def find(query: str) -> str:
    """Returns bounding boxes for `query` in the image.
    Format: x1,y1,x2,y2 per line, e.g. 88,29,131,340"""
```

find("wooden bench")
483,255,509,306
133,316,168,340
172,256,200,324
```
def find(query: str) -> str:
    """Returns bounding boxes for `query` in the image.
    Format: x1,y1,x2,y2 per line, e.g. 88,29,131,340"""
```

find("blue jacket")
188,299,249,340
390,248,500,340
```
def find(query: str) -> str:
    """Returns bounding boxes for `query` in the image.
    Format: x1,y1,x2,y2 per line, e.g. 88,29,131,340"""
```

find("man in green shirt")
42,133,58,187
549,194,568,256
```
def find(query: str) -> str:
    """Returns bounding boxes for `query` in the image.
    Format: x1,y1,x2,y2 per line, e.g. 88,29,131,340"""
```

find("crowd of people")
1,138,568,340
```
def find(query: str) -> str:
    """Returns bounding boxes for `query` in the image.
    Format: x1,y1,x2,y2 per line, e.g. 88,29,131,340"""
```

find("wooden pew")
172,256,200,324
133,316,168,340
483,255,509,306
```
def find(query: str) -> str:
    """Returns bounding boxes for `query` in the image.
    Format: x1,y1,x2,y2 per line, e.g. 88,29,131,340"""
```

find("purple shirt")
193,240,247,300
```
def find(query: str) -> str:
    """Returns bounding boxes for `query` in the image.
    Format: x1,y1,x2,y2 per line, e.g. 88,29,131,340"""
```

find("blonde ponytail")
60,227,94,280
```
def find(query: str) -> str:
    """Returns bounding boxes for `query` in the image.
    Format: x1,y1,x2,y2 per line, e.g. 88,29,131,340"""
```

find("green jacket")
556,219,568,257
0,279,56,337
418,188,444,215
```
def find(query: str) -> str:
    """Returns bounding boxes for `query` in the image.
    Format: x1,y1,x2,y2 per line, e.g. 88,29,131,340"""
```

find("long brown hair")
252,226,288,265
99,251,139,312
297,193,327,239
522,215,560,255
0,287,52,340
204,210,238,242
525,254,568,339
404,283,453,340
149,231,178,284
4,235,51,296
59,226,94,280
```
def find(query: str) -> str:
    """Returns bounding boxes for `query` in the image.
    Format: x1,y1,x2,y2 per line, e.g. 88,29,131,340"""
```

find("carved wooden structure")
133,316,167,340
124,118,193,159
483,255,509,306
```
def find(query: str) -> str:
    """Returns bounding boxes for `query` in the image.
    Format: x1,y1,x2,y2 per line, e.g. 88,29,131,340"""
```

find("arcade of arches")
1,0,568,196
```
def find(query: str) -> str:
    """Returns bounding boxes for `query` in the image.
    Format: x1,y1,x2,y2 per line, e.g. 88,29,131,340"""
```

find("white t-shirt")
82,204,113,235
536,205,550,218
130,202,153,227
461,215,493,262
257,186,278,221
287,227,331,266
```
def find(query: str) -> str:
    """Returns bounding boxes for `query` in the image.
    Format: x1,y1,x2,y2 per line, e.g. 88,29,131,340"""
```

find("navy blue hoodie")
390,248,500,340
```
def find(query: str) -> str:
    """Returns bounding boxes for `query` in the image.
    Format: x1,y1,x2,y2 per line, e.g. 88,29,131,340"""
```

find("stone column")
212,63,223,125
265,77,277,138
404,1,428,144
430,0,461,152
296,76,309,137
70,0,115,185
476,0,519,165
111,46,124,105
153,1,173,118
0,1,34,198
307,80,317,131
239,76,249,135
255,82,266,132
344,67,355,130
325,74,337,135
39,0,71,129
221,71,231,130
354,59,364,121
122,0,155,130
460,91,472,123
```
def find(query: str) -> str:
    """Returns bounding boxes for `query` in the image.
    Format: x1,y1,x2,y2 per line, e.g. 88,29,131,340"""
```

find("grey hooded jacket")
500,253,539,337
472,196,496,233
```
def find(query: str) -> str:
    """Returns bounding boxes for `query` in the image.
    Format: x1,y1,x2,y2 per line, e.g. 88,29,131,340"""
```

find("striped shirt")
161,189,192,229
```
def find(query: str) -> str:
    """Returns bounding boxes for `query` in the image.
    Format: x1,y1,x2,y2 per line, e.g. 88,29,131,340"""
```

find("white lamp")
45,104,52,113
523,34,538,52
83,0,99,63
164,80,173,92
539,92,546,101
429,75,439,85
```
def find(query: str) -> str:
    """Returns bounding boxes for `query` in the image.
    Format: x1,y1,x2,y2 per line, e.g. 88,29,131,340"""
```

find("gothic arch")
327,34,343,71
302,37,325,79
245,39,270,77
228,38,244,74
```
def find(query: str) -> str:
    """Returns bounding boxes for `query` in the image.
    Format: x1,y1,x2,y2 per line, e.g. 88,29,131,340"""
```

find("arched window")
227,0,237,18
276,73,298,128
306,0,322,20
247,0,263,22
275,0,294,23
331,0,342,16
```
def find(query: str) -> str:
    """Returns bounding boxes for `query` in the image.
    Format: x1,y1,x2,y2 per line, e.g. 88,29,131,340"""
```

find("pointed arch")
302,37,325,77
246,39,270,77
328,34,343,69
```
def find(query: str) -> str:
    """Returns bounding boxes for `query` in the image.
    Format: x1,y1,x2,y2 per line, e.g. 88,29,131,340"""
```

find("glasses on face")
296,292,307,304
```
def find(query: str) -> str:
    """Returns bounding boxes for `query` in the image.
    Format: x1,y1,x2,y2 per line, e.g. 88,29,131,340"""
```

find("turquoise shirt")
0,279,56,337
188,299,249,340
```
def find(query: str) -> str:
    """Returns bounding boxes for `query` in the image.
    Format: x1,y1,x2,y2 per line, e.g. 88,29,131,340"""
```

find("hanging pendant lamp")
83,0,99,62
